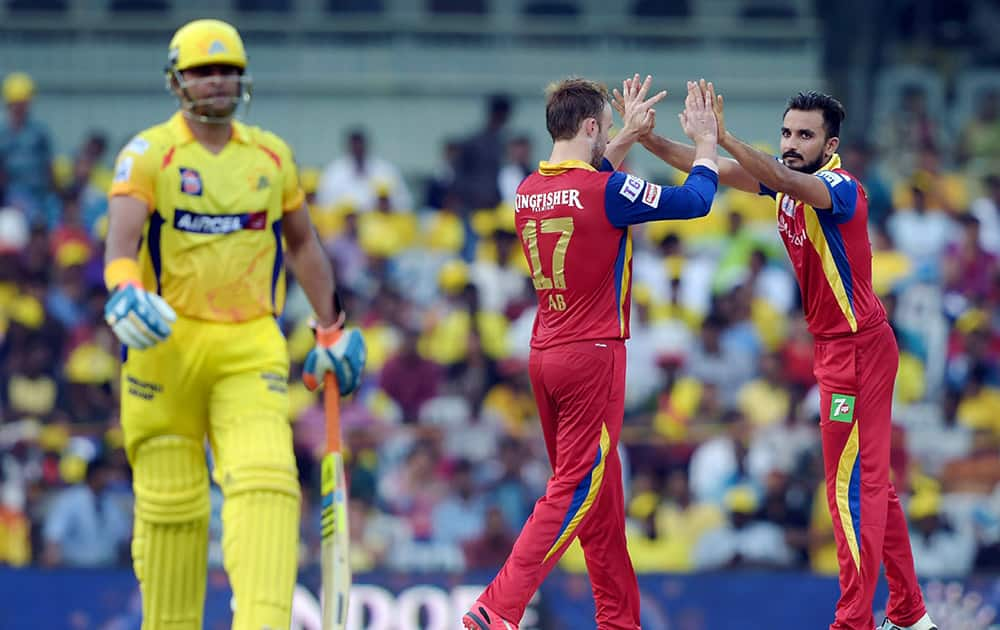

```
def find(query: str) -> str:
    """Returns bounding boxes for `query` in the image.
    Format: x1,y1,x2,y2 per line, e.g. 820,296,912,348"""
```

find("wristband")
692,158,720,175
104,258,143,292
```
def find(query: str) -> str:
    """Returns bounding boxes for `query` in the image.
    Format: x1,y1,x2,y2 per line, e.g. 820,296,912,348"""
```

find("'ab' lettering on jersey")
762,153,885,337
109,112,305,323
516,158,718,349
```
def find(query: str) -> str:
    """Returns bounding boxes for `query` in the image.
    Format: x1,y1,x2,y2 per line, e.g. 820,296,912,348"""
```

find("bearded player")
103,19,365,629
619,79,935,630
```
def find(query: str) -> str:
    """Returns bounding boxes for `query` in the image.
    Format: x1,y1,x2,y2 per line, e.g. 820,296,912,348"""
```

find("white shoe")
878,612,937,630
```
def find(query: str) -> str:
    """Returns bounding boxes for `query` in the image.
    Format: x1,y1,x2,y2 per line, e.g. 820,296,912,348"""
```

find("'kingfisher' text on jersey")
515,159,718,349
515,189,583,213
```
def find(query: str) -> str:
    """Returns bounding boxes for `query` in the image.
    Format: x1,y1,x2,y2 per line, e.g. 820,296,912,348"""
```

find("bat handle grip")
324,373,342,453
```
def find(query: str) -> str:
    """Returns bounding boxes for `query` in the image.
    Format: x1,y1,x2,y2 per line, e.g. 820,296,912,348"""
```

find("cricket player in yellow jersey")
103,19,366,630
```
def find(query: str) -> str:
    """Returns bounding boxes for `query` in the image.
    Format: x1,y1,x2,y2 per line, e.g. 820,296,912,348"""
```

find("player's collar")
817,153,841,171
169,111,250,145
229,121,250,144
537,159,597,176
168,112,194,144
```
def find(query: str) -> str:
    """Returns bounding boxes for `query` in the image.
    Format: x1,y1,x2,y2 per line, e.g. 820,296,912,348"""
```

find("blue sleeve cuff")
759,182,777,198
690,164,719,186
685,166,719,212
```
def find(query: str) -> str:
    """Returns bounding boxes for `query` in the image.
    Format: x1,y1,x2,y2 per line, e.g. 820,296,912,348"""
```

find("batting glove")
104,284,177,349
303,325,366,396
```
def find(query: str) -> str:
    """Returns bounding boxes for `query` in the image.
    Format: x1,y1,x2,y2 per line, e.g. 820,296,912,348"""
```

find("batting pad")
132,435,211,630
213,414,301,630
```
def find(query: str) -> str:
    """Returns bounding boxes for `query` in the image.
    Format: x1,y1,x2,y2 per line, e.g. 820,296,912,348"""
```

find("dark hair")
346,127,367,143
489,93,512,117
545,78,608,141
784,91,845,139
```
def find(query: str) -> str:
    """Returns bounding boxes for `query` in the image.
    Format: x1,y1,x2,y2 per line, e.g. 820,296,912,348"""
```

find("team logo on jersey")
619,174,644,202
780,195,796,217
174,209,267,234
179,168,203,196
257,175,269,190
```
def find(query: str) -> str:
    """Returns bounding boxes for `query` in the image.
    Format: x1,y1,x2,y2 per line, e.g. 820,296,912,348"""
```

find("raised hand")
611,83,627,118
678,79,718,145
613,73,666,139
704,79,727,140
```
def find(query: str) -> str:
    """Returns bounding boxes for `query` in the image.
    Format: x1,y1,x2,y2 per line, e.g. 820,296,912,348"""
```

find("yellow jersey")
109,112,305,323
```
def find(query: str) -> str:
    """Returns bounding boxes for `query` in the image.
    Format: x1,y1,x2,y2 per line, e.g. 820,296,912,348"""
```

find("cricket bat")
321,365,351,630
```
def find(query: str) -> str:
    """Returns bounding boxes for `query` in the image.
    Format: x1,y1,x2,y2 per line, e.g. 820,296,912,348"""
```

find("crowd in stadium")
0,68,999,581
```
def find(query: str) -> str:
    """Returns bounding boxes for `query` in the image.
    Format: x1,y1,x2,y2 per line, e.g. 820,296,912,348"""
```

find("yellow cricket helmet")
164,19,252,124
166,19,247,74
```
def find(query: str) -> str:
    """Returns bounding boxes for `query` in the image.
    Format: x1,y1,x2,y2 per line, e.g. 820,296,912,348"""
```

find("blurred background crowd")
0,0,999,587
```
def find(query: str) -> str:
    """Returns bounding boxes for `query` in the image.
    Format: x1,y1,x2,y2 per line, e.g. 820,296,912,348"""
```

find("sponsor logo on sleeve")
817,171,845,187
642,183,662,208
124,137,149,155
619,174,644,202
113,156,133,184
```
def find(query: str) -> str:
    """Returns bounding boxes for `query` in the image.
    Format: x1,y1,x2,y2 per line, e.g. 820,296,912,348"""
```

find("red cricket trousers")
816,322,927,629
479,339,640,629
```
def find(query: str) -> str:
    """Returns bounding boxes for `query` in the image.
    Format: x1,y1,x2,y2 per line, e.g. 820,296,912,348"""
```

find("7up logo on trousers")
830,394,856,422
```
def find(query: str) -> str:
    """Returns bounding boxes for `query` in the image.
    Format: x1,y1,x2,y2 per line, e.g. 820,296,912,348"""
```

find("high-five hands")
703,79,727,140
613,76,723,145
613,73,666,139
679,79,719,145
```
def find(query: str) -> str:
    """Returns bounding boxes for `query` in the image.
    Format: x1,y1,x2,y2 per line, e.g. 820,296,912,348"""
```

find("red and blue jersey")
762,153,886,338
515,158,718,349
